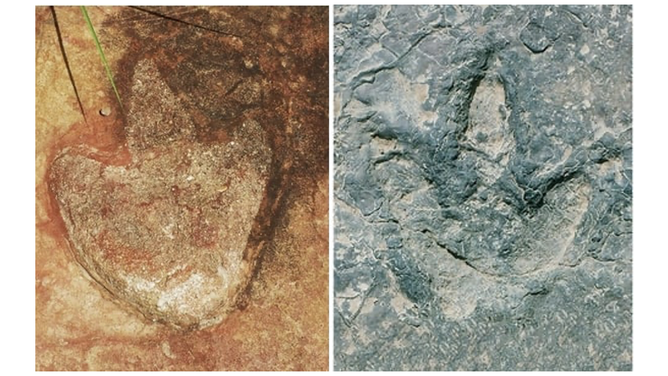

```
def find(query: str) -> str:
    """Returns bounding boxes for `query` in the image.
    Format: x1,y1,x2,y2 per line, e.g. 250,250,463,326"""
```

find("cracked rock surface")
334,5,631,371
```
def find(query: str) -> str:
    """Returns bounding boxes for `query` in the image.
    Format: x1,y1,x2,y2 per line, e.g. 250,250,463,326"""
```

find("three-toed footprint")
51,59,273,329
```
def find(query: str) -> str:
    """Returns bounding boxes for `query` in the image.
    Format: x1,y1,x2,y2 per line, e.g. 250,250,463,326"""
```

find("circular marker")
99,107,111,117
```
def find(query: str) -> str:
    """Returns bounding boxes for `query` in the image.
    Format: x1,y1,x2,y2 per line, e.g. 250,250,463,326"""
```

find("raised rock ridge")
51,59,272,329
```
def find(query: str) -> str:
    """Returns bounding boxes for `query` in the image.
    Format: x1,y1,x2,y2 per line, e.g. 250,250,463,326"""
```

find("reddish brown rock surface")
36,6,328,370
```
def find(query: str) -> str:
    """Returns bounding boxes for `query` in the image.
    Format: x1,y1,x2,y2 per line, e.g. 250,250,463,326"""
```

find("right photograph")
333,5,632,371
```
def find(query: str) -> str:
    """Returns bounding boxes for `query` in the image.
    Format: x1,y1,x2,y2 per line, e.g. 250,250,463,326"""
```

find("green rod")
81,6,123,111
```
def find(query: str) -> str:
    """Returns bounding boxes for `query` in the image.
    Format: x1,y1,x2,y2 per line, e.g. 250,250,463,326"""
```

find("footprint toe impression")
50,59,272,329
433,64,590,277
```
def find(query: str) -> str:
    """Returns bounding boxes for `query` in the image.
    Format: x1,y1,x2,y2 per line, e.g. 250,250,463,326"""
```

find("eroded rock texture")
334,5,631,371
50,60,272,329
37,6,328,370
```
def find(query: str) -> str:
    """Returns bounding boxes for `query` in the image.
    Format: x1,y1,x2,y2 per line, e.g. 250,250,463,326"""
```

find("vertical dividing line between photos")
327,3,334,372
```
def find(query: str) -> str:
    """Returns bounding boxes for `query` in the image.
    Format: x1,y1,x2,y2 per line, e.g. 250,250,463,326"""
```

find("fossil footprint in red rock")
50,59,272,329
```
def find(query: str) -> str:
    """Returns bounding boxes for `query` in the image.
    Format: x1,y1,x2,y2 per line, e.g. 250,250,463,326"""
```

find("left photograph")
36,6,328,371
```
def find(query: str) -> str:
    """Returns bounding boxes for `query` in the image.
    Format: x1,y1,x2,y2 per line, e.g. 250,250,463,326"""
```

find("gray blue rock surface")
334,5,632,371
